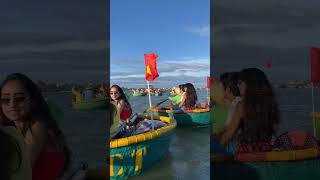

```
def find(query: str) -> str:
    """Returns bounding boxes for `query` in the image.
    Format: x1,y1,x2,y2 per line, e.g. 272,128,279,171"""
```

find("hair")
0,129,22,180
184,83,198,108
220,72,240,96
178,84,185,92
110,85,132,110
0,73,70,176
237,68,280,143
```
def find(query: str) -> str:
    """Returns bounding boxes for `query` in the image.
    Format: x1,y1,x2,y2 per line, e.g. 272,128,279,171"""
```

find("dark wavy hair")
178,84,185,92
110,85,132,110
220,72,240,96
0,129,22,180
237,68,280,143
0,73,70,176
184,83,198,108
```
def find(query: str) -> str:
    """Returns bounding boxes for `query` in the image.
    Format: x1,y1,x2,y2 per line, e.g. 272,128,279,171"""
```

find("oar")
143,98,169,113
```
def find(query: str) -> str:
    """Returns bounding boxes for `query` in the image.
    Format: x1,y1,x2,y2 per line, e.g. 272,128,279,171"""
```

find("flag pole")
147,80,154,130
147,80,152,110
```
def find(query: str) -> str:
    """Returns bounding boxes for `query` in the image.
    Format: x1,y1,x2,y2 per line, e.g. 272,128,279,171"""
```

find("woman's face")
110,87,121,100
238,80,246,96
224,87,233,100
1,80,31,122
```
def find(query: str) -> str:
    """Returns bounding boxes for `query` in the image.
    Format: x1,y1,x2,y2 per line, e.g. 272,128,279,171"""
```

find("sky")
110,0,210,88
212,0,320,83
0,0,107,83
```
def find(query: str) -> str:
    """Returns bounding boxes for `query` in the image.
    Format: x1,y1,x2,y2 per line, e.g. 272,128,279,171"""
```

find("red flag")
206,76,210,89
310,47,320,84
264,60,272,69
144,53,159,81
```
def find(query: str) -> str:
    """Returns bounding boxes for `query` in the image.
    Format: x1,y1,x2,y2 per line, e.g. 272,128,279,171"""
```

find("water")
276,88,320,135
128,89,210,180
42,88,320,179
43,92,107,169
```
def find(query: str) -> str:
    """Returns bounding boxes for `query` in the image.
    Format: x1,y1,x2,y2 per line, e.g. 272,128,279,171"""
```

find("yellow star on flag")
146,65,151,75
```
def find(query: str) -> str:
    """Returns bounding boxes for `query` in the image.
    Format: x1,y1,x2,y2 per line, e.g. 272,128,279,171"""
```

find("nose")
8,98,17,107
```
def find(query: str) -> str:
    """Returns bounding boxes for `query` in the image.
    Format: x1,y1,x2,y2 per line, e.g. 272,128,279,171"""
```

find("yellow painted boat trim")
110,115,176,148
263,148,319,161
152,108,210,114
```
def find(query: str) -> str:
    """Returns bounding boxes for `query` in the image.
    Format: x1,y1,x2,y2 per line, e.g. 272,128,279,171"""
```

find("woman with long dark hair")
0,73,70,180
110,85,132,121
179,83,198,110
220,68,280,153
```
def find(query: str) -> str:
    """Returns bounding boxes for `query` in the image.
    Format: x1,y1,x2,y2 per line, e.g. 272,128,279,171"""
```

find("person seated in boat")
71,86,82,103
213,72,241,139
221,72,242,127
110,85,133,122
175,83,197,110
1,119,32,180
217,68,280,154
170,87,176,96
211,74,230,134
169,84,185,106
110,101,120,139
81,83,95,101
0,73,70,180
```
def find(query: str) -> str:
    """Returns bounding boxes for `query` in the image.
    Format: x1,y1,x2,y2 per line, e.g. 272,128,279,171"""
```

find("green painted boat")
152,108,210,126
110,115,176,180
211,147,320,180
132,92,146,97
72,98,108,110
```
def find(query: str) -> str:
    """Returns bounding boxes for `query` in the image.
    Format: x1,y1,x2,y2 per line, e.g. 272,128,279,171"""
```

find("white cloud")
0,40,106,54
184,25,210,37
110,57,209,80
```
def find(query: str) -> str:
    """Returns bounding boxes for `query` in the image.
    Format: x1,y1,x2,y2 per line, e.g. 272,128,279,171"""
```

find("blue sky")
110,0,210,88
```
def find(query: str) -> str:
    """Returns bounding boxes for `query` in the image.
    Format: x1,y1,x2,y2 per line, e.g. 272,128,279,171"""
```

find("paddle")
143,98,169,113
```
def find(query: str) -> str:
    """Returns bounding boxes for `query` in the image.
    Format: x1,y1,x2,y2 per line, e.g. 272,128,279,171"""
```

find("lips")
7,109,21,113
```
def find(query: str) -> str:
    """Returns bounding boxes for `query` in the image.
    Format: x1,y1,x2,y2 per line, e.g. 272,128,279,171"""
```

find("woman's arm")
24,121,48,166
178,94,186,107
220,102,243,146
118,100,126,113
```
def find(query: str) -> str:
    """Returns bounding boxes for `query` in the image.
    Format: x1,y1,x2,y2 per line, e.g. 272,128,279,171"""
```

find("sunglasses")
0,96,28,105
110,91,120,95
